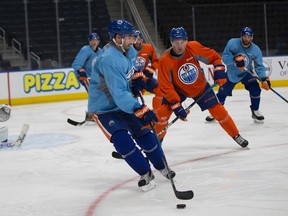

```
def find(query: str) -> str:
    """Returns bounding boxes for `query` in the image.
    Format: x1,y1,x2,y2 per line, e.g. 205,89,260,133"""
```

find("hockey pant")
111,130,165,176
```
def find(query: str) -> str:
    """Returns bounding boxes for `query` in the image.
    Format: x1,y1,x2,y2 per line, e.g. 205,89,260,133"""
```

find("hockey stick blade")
173,183,194,200
67,118,86,126
111,151,124,159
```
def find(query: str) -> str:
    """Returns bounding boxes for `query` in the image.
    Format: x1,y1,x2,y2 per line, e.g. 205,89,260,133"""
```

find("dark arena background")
0,0,287,70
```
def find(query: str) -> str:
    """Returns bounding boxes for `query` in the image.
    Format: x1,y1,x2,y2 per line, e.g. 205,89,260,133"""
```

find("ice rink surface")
1,87,288,216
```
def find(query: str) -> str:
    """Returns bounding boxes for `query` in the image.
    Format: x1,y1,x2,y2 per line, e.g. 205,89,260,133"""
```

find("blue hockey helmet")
134,30,143,38
88,33,100,41
108,20,135,40
170,27,188,42
240,27,254,37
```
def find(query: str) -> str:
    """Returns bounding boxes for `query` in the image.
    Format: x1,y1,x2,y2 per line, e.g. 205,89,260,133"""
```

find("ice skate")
205,115,215,122
159,167,176,179
138,171,156,191
251,107,264,123
233,134,249,148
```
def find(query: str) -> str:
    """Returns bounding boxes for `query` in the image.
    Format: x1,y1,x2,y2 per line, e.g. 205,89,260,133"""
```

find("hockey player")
88,20,175,191
132,30,163,109
72,32,103,91
154,27,249,148
0,104,11,143
72,33,103,122
205,27,270,123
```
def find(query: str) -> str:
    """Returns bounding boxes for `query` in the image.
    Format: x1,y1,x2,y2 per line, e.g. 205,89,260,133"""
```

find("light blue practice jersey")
88,42,140,114
222,38,266,83
72,45,103,78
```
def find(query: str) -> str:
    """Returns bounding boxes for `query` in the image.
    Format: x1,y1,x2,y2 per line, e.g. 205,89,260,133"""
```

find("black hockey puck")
176,204,186,209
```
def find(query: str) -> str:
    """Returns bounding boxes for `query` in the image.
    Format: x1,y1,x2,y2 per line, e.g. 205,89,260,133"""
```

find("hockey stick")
244,67,288,103
0,124,29,149
14,124,30,147
67,118,86,126
67,109,96,126
157,82,217,136
151,121,194,200
67,78,90,126
67,112,91,126
138,93,194,200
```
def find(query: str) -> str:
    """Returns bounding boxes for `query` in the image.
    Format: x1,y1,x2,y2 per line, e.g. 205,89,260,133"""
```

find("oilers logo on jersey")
178,63,198,84
135,57,146,72
109,120,115,126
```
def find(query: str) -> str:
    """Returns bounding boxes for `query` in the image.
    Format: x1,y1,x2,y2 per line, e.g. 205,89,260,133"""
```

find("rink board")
0,56,288,105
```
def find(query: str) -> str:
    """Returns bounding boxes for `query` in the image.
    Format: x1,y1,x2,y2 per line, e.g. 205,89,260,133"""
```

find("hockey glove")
131,72,146,96
134,105,158,125
261,77,271,90
77,68,89,88
145,77,158,93
171,102,189,121
143,66,155,78
213,64,227,86
234,54,245,71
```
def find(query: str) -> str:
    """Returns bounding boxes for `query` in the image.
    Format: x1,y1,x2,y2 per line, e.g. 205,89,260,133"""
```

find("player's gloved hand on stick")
132,71,145,80
143,66,155,78
234,54,245,71
213,64,227,86
145,78,158,93
77,68,89,88
171,102,189,121
134,105,158,125
131,72,146,96
261,77,271,90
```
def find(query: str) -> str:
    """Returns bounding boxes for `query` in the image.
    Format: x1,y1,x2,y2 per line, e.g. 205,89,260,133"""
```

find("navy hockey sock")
111,130,150,175
248,82,261,110
136,132,165,171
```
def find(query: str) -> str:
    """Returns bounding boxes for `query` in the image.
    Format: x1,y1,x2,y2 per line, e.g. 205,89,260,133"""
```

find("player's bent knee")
136,132,158,152
208,103,228,121
247,82,261,97
111,130,135,156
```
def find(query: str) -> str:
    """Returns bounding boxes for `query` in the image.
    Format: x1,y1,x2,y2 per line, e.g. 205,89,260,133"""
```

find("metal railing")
126,0,160,56
11,38,22,55
31,51,41,69
0,27,6,53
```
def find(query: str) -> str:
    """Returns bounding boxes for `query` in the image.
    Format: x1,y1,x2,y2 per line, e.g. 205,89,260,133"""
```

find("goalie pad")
0,126,8,143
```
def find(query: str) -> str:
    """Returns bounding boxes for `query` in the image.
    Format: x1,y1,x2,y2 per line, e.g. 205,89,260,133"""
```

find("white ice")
1,88,288,216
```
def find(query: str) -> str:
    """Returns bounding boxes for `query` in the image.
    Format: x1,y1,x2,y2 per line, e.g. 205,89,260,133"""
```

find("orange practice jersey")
158,41,222,103
137,43,159,70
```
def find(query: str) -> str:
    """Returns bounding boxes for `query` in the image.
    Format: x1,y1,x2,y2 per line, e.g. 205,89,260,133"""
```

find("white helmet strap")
113,37,125,52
